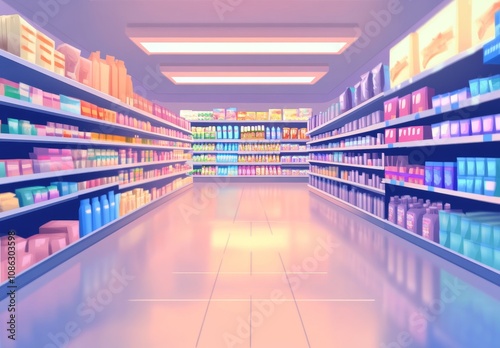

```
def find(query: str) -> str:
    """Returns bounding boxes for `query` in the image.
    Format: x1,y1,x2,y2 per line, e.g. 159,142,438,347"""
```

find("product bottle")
271,127,276,140
217,126,222,139
406,203,427,234
108,191,116,221
266,127,271,140
79,199,92,237
223,126,228,139
228,125,233,139
397,197,409,228
115,193,121,218
422,207,440,242
234,125,239,139
277,127,282,140
100,194,111,225
388,196,400,223
91,197,102,231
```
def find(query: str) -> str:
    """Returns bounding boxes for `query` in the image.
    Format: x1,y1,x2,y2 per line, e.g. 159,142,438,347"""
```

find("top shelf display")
0,14,190,134
181,108,312,122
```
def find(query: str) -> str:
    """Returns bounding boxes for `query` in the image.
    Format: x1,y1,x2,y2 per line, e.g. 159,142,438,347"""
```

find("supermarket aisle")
1,183,500,348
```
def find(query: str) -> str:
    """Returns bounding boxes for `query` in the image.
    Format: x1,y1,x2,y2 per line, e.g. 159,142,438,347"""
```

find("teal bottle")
108,191,116,221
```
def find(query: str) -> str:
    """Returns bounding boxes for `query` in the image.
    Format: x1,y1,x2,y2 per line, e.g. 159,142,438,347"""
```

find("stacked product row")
0,14,189,130
309,63,389,130
309,176,385,218
310,152,384,167
0,176,118,212
118,164,191,185
310,111,384,141
309,165,384,191
182,108,312,121
385,156,426,185
193,154,280,163
431,114,500,140
192,166,307,177
192,125,308,140
0,177,193,283
1,117,190,148
193,143,307,152
0,77,190,136
309,133,385,150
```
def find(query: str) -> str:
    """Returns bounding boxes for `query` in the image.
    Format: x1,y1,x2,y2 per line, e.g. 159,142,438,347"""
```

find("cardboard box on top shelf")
5,15,37,64
54,51,65,76
89,51,101,91
116,59,127,103
246,111,256,121
269,109,282,121
57,43,81,80
106,55,119,98
77,56,92,87
126,75,133,105
256,111,269,120
213,108,225,120
35,31,54,72
471,0,500,47
389,32,419,88
417,0,471,73
226,108,237,120
299,108,312,120
99,58,110,95
283,109,298,121
237,111,247,121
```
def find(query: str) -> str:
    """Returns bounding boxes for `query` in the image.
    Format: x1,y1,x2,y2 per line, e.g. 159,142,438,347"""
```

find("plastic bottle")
277,127,282,140
217,126,222,139
266,127,271,140
100,194,110,225
91,197,102,231
397,197,409,228
234,125,239,139
108,191,116,221
115,193,121,218
223,126,227,139
79,199,92,237
422,207,440,242
228,125,233,139
271,127,276,140
388,196,400,223
406,203,427,234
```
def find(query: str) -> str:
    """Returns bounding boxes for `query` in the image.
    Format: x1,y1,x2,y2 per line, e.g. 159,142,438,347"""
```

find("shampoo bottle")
217,126,222,139
277,127,282,140
234,126,239,139
228,125,233,139
406,203,427,234
91,197,102,231
388,196,400,223
108,191,116,221
223,126,227,139
266,127,271,139
397,197,409,228
422,207,440,242
79,199,92,237
271,127,276,140
100,194,110,225
115,193,121,218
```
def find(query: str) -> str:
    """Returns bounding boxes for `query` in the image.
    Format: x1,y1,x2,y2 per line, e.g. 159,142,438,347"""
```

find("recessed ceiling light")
127,25,359,55
160,66,329,85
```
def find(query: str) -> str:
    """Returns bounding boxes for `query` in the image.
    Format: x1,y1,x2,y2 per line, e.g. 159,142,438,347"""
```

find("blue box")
457,176,467,192
444,162,457,190
484,36,500,65
439,230,450,248
449,233,464,253
486,158,500,177
457,158,467,176
463,240,480,261
496,10,500,37
480,78,491,95
439,210,451,233
480,245,494,267
476,158,486,177
467,158,476,176
466,177,475,193
489,75,500,92
425,162,434,186
474,177,484,195
59,95,81,114
433,162,444,188
469,78,480,96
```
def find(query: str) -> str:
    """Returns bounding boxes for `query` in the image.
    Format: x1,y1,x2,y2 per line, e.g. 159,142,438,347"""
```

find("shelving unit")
309,172,385,195
191,119,309,181
307,42,500,282
0,49,193,290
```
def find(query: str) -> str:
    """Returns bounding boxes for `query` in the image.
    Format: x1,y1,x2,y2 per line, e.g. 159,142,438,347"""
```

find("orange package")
290,128,298,139
282,128,290,139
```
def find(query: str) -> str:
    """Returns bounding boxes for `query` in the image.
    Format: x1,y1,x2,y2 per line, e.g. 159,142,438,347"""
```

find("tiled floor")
1,183,499,347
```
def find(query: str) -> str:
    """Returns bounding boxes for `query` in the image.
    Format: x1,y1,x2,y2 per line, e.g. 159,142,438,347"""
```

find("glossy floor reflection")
1,183,499,348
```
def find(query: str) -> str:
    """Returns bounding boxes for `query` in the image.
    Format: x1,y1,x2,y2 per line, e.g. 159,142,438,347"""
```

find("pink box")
398,127,410,142
408,126,432,141
30,87,44,105
412,87,435,112
450,121,460,137
35,125,47,136
43,92,53,108
398,94,412,117
0,78,18,88
39,220,79,244
5,160,21,177
482,115,495,133
495,114,500,132
384,97,399,120
20,159,34,175
471,117,483,135
34,147,61,156
26,235,51,263
0,236,27,261
440,121,451,138
385,128,398,143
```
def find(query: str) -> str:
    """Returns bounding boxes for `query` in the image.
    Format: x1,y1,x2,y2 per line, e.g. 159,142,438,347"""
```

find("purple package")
460,119,471,136
353,82,362,107
372,63,389,95
450,121,460,137
412,87,435,112
360,71,374,102
339,88,352,114
495,114,500,132
470,117,483,135
482,115,495,133
444,163,457,190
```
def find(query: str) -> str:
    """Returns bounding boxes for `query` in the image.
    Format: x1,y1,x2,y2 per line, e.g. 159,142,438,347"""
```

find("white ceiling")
3,0,445,104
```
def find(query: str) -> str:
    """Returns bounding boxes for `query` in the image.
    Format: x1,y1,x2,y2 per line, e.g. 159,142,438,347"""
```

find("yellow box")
471,0,500,47
283,109,298,121
389,33,419,88
54,51,65,76
246,111,256,120
269,109,282,121
417,0,471,73
36,31,54,71
6,15,36,64
256,112,269,120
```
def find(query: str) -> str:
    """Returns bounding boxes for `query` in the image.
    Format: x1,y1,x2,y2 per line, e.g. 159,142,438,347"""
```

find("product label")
422,219,430,239
407,214,414,231
397,207,405,226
